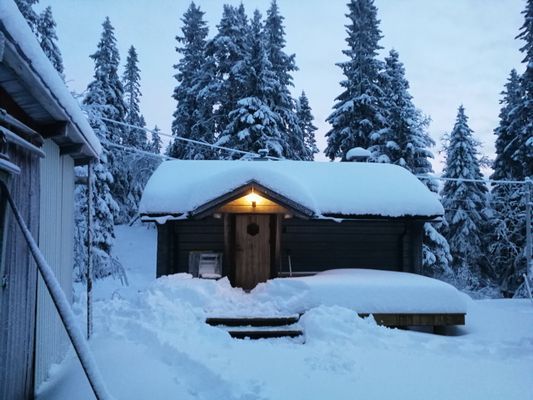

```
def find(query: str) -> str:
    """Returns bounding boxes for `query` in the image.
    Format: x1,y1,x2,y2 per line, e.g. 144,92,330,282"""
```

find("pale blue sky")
44,0,525,171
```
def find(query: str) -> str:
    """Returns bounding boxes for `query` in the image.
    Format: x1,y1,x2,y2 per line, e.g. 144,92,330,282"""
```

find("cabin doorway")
234,214,271,290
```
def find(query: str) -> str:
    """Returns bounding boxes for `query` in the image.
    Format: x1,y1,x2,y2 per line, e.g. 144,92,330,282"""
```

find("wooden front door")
234,214,271,290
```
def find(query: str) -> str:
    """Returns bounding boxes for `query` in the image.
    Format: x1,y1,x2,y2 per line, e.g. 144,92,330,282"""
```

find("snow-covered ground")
36,224,533,400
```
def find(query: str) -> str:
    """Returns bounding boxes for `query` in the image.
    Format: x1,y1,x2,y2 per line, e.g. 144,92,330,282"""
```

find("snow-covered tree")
296,91,318,160
122,45,147,149
14,0,40,34
84,17,126,145
377,50,452,279
325,0,386,161
206,4,251,146
217,10,285,158
169,2,216,159
492,70,524,182
264,0,307,160
490,70,529,295
514,0,533,180
37,6,64,76
441,106,489,288
74,107,122,280
150,125,163,154
488,0,533,296
78,17,127,277
84,18,133,223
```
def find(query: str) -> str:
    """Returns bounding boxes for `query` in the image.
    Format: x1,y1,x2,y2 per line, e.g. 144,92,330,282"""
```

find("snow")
35,224,533,400
293,269,467,313
140,160,444,218
345,146,371,160
0,0,101,157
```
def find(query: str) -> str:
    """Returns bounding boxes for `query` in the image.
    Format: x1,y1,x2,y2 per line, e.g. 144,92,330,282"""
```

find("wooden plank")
228,330,303,339
206,316,300,327
358,313,466,327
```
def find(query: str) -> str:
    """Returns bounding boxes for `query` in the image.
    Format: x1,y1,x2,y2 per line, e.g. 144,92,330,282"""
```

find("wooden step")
206,315,300,327
228,329,303,340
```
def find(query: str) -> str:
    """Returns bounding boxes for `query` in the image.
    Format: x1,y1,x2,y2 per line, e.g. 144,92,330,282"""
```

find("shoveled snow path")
36,225,533,400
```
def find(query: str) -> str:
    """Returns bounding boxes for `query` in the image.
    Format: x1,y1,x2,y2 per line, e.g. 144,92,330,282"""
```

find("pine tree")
217,10,285,158
14,0,40,34
264,0,306,160
37,6,64,76
296,91,319,160
325,0,386,161
169,2,216,159
122,45,147,149
441,106,489,288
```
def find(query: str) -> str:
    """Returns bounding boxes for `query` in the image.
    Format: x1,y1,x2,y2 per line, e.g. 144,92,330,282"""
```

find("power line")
416,174,529,185
97,115,531,186
100,116,282,160
101,140,173,161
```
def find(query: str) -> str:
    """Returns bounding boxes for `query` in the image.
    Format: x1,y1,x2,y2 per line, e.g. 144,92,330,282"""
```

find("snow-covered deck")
150,268,467,324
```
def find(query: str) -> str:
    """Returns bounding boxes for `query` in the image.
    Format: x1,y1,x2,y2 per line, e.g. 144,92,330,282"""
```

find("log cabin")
0,2,100,398
140,160,444,291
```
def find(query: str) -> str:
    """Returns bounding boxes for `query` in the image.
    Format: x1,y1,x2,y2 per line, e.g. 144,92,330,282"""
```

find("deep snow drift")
36,224,533,400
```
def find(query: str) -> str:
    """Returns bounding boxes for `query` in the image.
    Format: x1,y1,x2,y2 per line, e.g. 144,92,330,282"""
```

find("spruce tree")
83,17,130,224
14,0,40,34
169,2,216,159
74,106,121,279
150,126,163,154
514,0,533,179
122,45,147,149
441,106,489,288
84,17,126,144
296,91,319,160
217,10,285,158
37,6,64,76
489,0,533,295
206,4,251,147
378,49,453,278
121,45,153,220
325,0,386,161
490,70,528,294
264,0,306,160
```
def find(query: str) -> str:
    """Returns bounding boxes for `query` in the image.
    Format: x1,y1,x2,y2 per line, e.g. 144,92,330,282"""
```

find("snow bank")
0,0,101,156
293,269,468,313
139,160,444,218
117,268,466,316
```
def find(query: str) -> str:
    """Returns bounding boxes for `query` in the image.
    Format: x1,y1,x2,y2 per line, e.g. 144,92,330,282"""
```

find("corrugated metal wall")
34,140,74,389
0,143,40,400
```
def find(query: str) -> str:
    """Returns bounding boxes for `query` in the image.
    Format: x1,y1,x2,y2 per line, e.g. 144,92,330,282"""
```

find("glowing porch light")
245,191,262,208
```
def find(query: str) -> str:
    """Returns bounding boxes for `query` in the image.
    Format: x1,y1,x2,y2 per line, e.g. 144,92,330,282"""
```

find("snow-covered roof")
0,0,101,157
139,160,444,219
